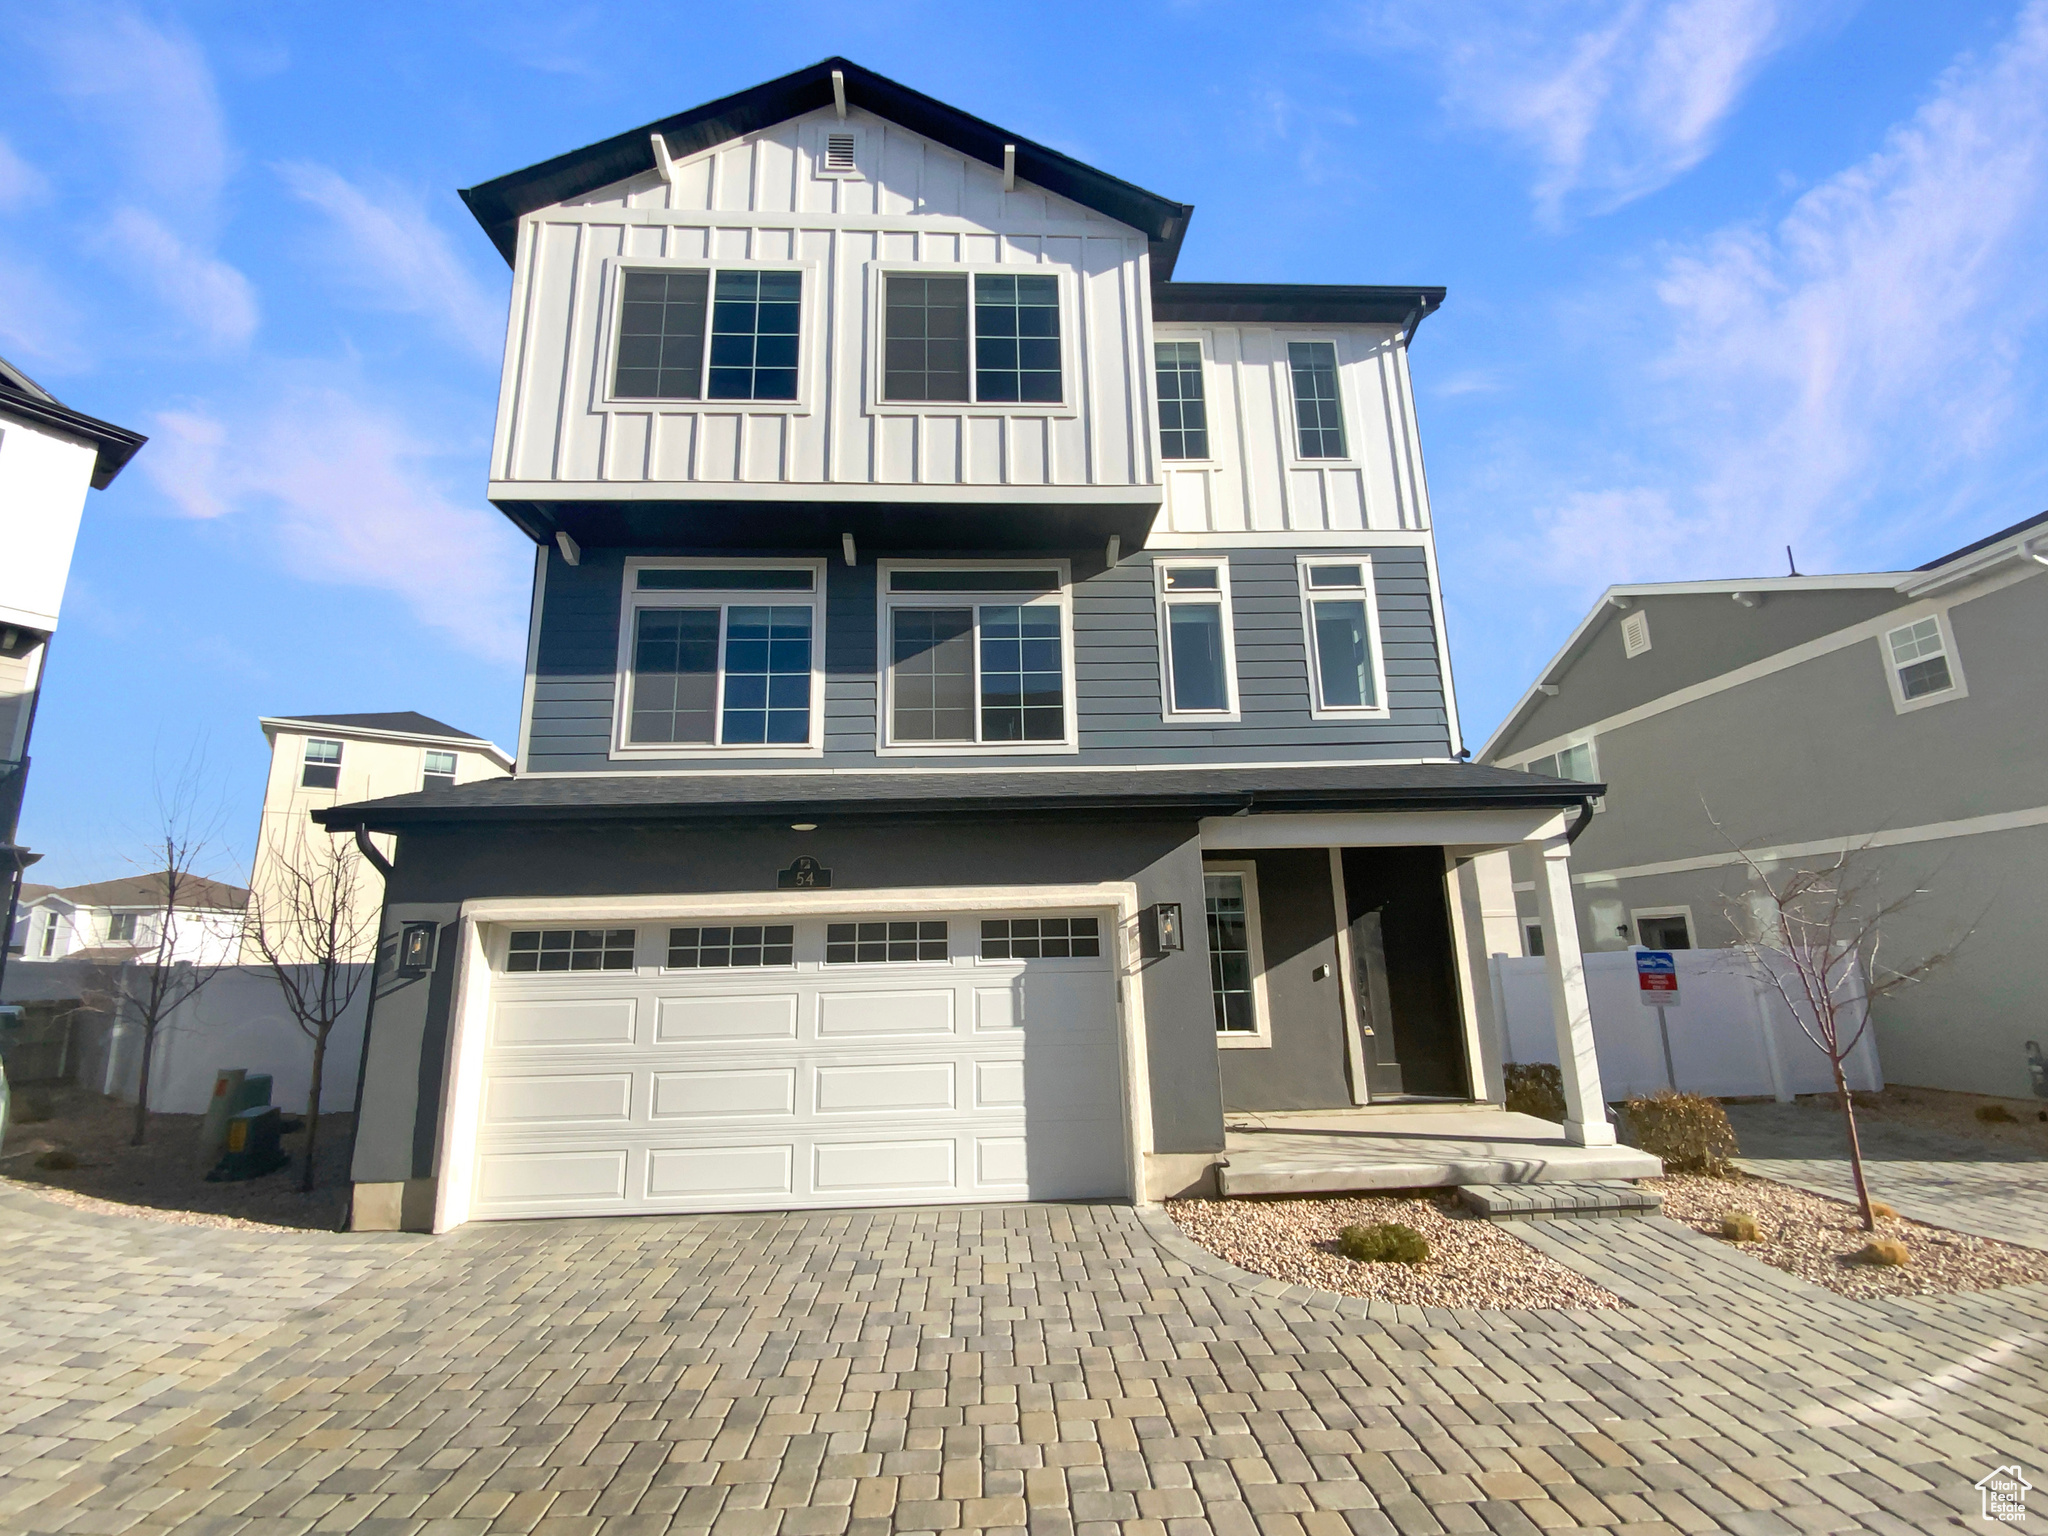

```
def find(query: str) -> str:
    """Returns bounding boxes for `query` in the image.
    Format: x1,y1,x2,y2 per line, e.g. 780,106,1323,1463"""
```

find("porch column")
1532,833,1615,1147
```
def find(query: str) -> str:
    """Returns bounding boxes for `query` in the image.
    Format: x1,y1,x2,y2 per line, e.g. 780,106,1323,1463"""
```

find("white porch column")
1532,833,1615,1147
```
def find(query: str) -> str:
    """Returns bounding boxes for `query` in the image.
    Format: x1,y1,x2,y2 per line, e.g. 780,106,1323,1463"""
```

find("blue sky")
5,2,2045,886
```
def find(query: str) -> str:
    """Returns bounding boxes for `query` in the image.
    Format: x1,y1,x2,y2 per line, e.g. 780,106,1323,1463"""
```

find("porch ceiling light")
790,823,818,831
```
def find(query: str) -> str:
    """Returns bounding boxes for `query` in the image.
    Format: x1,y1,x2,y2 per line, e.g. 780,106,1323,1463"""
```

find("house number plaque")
777,856,832,889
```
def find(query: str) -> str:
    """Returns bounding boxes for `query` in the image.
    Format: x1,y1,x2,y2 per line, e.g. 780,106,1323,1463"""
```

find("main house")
1476,512,2048,1103
320,59,1610,1232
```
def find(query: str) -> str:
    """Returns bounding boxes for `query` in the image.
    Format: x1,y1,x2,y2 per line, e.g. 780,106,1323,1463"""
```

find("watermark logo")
1977,1466,2031,1524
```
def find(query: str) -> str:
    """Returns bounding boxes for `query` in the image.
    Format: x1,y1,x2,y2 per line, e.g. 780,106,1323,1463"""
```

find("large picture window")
881,566,1072,750
612,267,801,403
618,563,824,754
1287,341,1348,459
879,271,1063,406
1297,559,1388,717
1154,559,1238,720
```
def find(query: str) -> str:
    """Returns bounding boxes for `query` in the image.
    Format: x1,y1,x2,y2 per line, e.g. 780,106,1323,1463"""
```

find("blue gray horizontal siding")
524,545,1452,773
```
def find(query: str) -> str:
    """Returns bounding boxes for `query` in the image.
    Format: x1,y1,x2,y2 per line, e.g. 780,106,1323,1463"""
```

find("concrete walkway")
1725,1102,2048,1250
1220,1110,1661,1196
2,1176,2046,1536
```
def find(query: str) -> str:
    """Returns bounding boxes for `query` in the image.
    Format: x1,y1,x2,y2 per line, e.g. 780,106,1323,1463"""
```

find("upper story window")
881,566,1072,751
1155,560,1239,720
617,563,824,755
108,912,139,943
1527,741,1596,780
423,750,457,785
1155,341,1208,459
1883,615,1962,709
1287,341,1348,459
1297,560,1387,717
302,738,342,789
613,268,800,402
879,272,1062,405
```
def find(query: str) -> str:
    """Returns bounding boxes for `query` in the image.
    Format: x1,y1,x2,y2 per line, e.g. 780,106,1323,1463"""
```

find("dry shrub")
1722,1211,1760,1242
1621,1091,1740,1175
1335,1222,1429,1264
1869,1201,1896,1219
1854,1239,1909,1267
1503,1062,1566,1122
1976,1103,2016,1123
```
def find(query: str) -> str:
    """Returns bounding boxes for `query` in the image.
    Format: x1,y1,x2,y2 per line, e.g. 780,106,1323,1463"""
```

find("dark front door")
1340,846,1469,1099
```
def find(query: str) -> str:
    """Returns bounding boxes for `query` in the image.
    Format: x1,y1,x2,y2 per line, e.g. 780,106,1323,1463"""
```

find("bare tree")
245,827,375,1192
1721,839,1967,1230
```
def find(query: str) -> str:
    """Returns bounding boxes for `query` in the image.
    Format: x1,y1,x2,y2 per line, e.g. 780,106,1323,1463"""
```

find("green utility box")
200,1071,275,1153
206,1105,287,1182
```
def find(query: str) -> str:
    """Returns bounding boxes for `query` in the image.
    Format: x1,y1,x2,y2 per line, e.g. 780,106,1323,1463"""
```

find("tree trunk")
130,1015,157,1146
1832,1057,1875,1230
301,1027,327,1193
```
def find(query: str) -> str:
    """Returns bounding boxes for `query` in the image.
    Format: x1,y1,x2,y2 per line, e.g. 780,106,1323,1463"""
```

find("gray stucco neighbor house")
1476,510,2048,1102
317,59,1609,1232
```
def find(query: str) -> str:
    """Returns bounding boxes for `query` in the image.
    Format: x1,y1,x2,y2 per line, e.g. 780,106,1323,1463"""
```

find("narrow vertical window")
1288,341,1347,458
1155,340,1208,459
1156,562,1236,718
707,270,801,401
614,270,708,399
973,274,1062,402
1300,561,1384,714
883,274,970,402
1204,871,1264,1040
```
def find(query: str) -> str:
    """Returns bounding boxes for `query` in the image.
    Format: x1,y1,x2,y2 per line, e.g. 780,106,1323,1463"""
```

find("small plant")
34,1149,78,1171
1503,1062,1566,1122
1975,1103,2016,1124
1869,1202,1896,1220
1722,1211,1760,1242
1621,1091,1741,1175
1853,1239,1909,1267
1336,1222,1430,1264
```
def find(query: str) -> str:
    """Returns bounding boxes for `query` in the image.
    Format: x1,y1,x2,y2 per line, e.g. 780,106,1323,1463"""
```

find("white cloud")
0,135,48,208
275,162,506,362
0,247,89,371
1360,0,1808,222
99,206,259,349
1525,0,2048,582
142,389,528,663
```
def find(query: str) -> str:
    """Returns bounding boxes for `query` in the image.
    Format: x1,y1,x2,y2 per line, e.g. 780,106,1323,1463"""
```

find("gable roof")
0,351,148,489
460,57,1194,276
47,873,249,912
267,711,491,742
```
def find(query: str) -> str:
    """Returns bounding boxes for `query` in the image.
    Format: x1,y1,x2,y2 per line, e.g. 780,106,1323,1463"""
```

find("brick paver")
2,1178,2045,1536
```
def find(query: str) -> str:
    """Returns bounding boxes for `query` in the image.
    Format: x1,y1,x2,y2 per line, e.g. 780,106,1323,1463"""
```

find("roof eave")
0,393,148,488
1152,282,1446,331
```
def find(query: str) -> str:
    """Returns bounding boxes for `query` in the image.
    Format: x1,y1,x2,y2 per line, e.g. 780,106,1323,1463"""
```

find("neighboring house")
0,354,146,994
315,59,1608,1234
1474,511,2048,1100
244,712,511,963
19,873,249,967
5,882,55,957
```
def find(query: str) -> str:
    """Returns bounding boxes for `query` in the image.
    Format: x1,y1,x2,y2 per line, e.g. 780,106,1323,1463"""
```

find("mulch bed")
1165,1190,1628,1310
1654,1172,2048,1298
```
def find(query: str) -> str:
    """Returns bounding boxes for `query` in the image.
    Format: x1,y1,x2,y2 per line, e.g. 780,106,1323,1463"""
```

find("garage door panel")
647,1144,794,1198
476,1149,628,1205
490,998,637,1048
484,1073,634,1126
813,1061,956,1114
972,985,1021,1031
974,1059,1025,1109
657,994,799,1041
975,1136,1029,1186
651,1068,797,1119
814,1138,957,1193
816,988,955,1037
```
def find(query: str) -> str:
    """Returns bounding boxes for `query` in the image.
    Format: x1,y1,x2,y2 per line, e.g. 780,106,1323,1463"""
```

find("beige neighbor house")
245,714,510,962
18,873,249,966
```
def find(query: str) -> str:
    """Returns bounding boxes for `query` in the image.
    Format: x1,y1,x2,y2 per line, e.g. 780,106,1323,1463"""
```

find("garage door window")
667,925,795,968
506,929,637,972
980,917,1099,958
826,920,948,963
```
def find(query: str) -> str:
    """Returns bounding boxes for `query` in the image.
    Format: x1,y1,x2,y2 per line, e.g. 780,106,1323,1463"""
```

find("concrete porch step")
1457,1182,1663,1220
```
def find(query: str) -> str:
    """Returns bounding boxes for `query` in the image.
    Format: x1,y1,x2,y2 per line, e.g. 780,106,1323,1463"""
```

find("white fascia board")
1898,534,2048,598
258,717,515,769
1199,808,1568,852
488,480,1162,508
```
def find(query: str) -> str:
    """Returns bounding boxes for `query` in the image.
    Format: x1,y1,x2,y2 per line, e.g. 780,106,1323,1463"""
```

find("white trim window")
301,738,342,789
1631,907,1694,950
615,559,827,758
1881,612,1966,712
1155,558,1239,721
608,263,805,404
878,562,1076,754
877,269,1066,407
423,749,457,786
1155,340,1210,460
1524,738,1602,810
1286,340,1349,460
1297,558,1390,718
1204,862,1271,1049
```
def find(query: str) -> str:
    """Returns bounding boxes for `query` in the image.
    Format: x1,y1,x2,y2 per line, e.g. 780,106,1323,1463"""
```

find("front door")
1339,846,1470,1099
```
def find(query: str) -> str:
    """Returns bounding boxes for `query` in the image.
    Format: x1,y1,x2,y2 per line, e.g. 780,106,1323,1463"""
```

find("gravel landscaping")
1165,1190,1629,1310
1656,1171,2048,1298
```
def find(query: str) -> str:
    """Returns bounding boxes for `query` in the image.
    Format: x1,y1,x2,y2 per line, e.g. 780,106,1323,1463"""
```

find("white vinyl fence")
2,960,369,1114
1490,948,1882,1101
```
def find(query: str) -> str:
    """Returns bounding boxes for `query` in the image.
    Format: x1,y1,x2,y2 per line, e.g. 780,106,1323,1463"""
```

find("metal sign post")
1635,949,1681,1091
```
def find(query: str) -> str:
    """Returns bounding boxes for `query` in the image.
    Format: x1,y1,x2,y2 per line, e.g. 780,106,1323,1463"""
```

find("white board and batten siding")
469,915,1129,1220
494,106,1156,496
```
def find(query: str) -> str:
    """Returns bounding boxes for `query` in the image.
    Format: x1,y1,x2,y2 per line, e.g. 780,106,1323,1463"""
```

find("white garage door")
468,911,1128,1220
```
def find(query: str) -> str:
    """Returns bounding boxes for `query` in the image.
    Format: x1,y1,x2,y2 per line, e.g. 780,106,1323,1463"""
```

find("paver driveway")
3,1181,2046,1536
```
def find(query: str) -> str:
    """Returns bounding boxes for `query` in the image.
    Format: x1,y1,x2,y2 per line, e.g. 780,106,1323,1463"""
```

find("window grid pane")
630,607,720,745
979,604,1065,741
1898,655,1952,699
667,924,794,968
1155,340,1209,458
707,269,800,401
978,916,1099,959
825,920,949,963
424,750,456,779
1204,876,1256,1034
719,605,812,745
1288,341,1347,458
891,608,976,742
615,270,708,399
1311,598,1376,709
883,273,970,402
505,928,636,972
973,273,1061,403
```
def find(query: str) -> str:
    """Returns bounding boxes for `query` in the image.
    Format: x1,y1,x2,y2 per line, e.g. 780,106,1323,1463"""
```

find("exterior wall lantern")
1140,902,1183,959
397,921,439,977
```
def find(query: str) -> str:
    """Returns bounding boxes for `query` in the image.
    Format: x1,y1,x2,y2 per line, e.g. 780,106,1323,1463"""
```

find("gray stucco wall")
1208,848,1352,1113
349,814,1228,1186
524,542,1452,772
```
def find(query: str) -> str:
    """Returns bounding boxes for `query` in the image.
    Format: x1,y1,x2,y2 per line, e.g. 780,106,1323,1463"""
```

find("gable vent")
824,132,857,172
1621,609,1651,658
